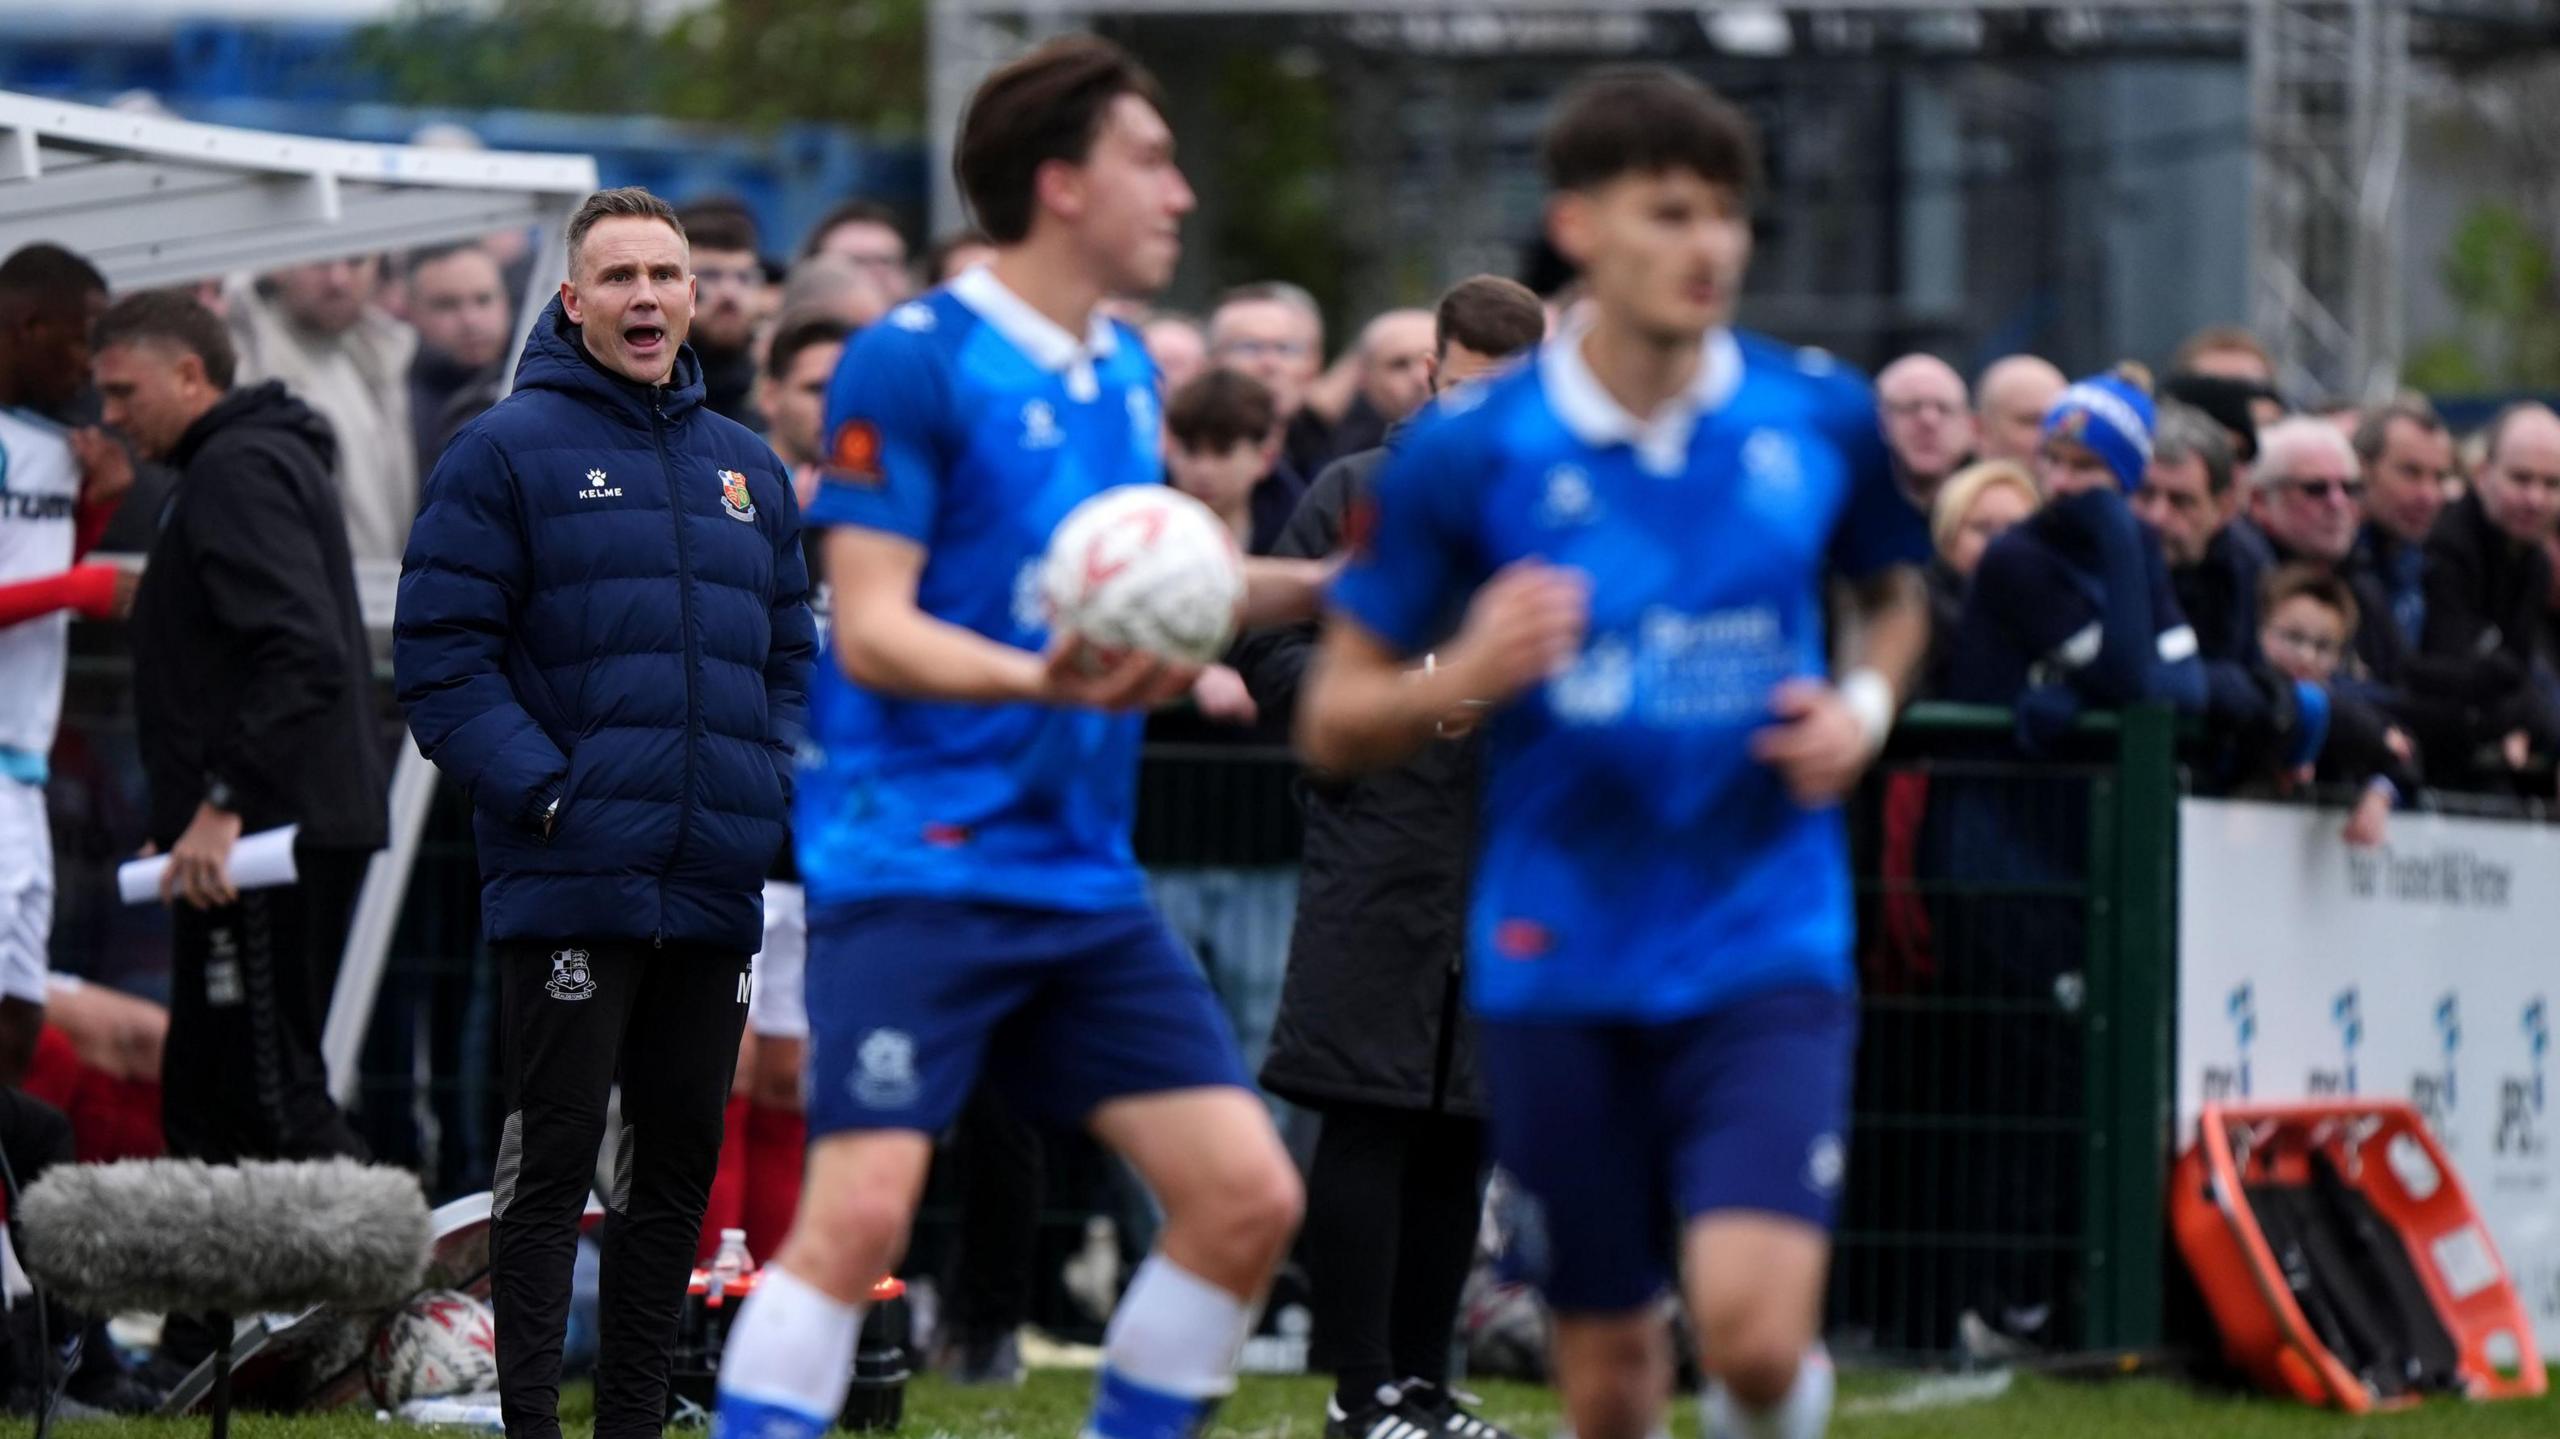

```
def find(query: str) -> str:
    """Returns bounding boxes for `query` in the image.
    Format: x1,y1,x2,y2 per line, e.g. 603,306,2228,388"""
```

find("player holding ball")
711,36,1327,1439
1299,69,1932,1439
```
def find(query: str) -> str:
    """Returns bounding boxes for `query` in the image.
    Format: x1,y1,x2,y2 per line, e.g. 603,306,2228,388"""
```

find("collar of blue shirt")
947,264,1120,401
1538,320,1742,478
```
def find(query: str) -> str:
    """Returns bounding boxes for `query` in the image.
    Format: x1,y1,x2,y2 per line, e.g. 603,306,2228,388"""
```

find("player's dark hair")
1541,67,1761,200
94,288,237,390
955,35,1167,245
1166,368,1275,455
765,312,852,381
567,187,686,274
1434,275,1545,361
677,200,760,257
801,199,907,260
2260,563,2359,637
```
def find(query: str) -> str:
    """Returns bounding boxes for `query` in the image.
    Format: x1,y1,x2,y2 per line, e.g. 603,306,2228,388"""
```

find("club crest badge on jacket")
718,468,756,522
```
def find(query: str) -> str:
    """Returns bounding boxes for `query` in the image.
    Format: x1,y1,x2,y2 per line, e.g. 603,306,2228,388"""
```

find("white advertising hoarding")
2177,799,2559,1351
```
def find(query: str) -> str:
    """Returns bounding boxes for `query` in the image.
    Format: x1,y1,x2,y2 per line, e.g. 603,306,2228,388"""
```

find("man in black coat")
1232,274,1543,1439
2419,402,2560,792
95,288,388,1168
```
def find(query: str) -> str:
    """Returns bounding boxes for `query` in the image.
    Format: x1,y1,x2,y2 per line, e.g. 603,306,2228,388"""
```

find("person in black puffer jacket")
395,188,813,1439
1232,275,1544,1439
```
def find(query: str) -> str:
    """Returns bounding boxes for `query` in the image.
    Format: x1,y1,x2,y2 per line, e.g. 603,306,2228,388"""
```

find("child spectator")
2256,565,2418,847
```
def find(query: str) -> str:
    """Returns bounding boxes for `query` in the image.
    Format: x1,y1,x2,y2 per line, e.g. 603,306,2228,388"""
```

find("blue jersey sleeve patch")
809,319,949,541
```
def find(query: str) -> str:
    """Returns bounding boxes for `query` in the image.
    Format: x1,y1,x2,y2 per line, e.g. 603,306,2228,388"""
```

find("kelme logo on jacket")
718,469,756,522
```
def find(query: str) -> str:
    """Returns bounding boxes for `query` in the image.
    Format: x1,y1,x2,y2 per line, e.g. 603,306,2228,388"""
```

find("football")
1040,485,1245,666
366,1289,499,1406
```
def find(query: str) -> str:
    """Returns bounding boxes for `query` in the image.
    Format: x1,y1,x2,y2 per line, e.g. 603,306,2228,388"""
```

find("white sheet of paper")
118,823,301,905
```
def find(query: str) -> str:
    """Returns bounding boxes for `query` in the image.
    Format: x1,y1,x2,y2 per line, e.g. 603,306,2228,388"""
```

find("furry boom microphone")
14,1158,431,1438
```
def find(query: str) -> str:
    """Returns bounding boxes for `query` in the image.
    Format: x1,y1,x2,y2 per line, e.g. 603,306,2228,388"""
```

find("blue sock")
711,1390,832,1439
1084,1366,1222,1439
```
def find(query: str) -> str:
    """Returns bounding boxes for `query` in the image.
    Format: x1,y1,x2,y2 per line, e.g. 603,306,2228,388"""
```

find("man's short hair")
1542,67,1760,200
568,187,686,275
802,199,907,259
766,312,852,381
2479,401,2556,468
2349,396,2445,467
2260,562,2359,635
0,243,107,307
1165,369,1276,456
94,289,237,390
1434,275,1545,362
404,241,495,282
955,36,1166,246
2171,324,2275,377
677,200,760,257
1213,281,1323,330
2252,415,2359,493
2153,402,2236,497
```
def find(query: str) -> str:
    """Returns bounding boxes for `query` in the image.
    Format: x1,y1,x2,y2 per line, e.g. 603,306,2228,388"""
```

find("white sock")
1084,1255,1258,1439
716,1265,865,1416
1702,1346,1833,1439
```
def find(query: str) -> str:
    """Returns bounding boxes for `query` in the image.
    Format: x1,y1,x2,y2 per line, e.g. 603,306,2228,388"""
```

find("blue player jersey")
1331,326,1928,1022
797,267,1165,913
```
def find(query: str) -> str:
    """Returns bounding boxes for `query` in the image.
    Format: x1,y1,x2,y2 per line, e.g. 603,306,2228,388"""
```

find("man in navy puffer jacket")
393,187,814,1439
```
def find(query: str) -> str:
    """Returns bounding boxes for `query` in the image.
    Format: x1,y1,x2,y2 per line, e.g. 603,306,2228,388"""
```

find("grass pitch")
36,1367,2560,1438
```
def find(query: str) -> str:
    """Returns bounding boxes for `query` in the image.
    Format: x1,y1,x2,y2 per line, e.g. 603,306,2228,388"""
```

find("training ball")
1040,485,1245,665
367,1290,498,1406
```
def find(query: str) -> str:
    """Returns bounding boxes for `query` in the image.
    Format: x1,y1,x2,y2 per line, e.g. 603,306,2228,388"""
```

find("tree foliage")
351,0,926,132
2405,201,2560,395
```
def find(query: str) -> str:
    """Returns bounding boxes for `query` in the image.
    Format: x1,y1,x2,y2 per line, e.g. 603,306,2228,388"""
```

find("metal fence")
45,646,2182,1360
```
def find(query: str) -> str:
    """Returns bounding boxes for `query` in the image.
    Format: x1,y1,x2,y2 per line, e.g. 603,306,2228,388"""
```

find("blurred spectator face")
1877,355,1976,501
562,215,695,387
2260,593,2348,685
2482,407,2560,547
935,239,997,285
1356,310,1435,425
779,255,893,333
409,247,511,371
1210,299,1319,419
2037,437,2120,499
95,339,215,463
1167,437,1270,516
1552,168,1751,344
2185,343,2286,428
815,219,914,302
761,337,844,470
1942,477,2034,578
2251,425,2364,563
2364,414,2453,545
272,256,380,336
1144,317,1208,395
1974,356,2066,466
2133,451,2225,568
689,245,761,354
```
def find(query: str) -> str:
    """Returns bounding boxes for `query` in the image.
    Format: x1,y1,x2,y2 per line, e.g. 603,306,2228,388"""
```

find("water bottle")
709,1228,755,1293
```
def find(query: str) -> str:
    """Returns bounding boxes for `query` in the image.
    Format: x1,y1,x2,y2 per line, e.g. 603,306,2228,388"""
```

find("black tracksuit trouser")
488,938,749,1439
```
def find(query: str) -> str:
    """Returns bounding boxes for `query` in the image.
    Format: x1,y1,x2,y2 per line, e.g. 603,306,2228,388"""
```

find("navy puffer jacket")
394,296,815,951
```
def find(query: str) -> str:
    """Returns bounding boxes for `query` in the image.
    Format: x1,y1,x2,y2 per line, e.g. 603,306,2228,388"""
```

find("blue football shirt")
1331,327,1928,1022
797,267,1165,913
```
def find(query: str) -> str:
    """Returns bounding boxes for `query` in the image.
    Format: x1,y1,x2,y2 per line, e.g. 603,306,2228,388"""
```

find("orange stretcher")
2171,1099,2546,1412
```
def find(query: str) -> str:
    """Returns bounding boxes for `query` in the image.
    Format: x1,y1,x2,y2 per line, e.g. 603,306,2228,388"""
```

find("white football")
367,1290,498,1406
1040,485,1245,665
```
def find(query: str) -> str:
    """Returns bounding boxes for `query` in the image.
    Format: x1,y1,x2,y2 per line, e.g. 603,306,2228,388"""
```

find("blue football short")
805,897,1252,1137
1475,984,1858,1314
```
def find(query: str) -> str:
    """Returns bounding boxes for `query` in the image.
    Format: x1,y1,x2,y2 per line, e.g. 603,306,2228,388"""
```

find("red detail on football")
922,822,972,848
1493,919,1551,959
1082,505,1169,589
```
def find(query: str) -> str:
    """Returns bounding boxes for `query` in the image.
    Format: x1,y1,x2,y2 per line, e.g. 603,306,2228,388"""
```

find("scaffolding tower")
929,0,2556,398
